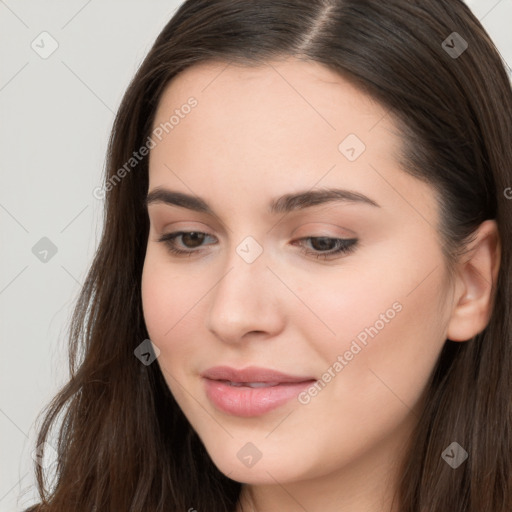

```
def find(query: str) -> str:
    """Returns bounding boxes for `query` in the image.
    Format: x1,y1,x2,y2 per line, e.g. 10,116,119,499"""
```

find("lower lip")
203,378,315,417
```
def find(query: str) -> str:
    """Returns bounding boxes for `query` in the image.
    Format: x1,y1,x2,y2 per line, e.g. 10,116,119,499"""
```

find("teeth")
225,381,280,388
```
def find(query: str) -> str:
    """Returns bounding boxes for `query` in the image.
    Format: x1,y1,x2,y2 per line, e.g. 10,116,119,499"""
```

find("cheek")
142,251,198,340
296,238,451,406
279,260,450,476
141,251,213,379
358,265,450,405
141,257,196,400
141,259,172,342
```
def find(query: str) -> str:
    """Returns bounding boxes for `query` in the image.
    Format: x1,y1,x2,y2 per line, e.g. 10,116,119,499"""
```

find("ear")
446,219,501,342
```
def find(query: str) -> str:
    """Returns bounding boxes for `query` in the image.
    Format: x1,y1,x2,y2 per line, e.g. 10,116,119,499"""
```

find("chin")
203,441,312,485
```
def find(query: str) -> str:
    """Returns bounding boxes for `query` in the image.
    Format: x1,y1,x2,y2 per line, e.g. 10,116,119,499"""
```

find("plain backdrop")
0,1,510,510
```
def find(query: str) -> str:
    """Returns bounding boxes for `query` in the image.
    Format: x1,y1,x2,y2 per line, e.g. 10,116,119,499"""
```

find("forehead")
149,58,400,173
146,57,438,226
152,57,389,132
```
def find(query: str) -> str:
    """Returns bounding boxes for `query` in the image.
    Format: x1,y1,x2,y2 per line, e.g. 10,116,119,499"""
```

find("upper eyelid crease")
145,187,381,215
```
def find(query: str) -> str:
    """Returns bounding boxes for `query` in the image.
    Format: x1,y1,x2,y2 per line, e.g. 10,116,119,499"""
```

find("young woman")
24,0,512,510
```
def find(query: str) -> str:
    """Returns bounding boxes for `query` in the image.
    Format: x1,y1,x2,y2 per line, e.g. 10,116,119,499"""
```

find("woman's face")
141,57,454,488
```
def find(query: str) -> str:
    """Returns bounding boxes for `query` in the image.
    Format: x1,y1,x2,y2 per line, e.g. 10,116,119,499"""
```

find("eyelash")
156,231,358,260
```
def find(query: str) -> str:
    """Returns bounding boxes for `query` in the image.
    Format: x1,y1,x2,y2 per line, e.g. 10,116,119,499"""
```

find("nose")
205,246,285,345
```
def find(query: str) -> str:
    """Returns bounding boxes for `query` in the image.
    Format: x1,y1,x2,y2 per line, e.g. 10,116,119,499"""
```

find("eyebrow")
145,187,380,215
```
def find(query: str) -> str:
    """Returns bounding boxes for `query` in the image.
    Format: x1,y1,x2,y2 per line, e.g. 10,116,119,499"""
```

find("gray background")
0,1,510,510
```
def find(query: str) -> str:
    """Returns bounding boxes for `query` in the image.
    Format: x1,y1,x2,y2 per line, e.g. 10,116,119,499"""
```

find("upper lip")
201,365,316,383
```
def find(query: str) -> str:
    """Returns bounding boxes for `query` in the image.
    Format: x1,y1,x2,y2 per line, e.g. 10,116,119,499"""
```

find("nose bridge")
213,235,270,311
220,233,269,294
206,235,283,341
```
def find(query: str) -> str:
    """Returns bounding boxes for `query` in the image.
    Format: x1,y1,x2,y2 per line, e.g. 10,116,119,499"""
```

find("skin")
141,57,500,512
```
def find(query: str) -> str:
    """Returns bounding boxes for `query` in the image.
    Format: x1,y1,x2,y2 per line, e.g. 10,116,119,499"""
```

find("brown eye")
178,232,206,248
293,237,358,260
308,237,338,251
157,231,215,256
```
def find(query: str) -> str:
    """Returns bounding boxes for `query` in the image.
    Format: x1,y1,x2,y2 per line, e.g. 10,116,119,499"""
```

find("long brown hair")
24,0,512,510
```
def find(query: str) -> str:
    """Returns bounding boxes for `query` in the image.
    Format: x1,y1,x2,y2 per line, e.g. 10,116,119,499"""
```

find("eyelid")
151,219,215,235
291,221,356,238
155,224,353,245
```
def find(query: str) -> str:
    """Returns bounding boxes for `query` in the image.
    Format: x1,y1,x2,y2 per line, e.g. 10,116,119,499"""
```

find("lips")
201,365,317,417
201,365,316,384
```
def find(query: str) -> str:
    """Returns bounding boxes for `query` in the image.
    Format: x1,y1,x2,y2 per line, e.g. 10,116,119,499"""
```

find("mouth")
201,365,315,383
201,366,317,417
216,380,284,388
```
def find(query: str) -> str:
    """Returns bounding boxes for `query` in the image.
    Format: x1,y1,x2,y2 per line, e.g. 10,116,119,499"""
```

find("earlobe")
446,219,501,342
